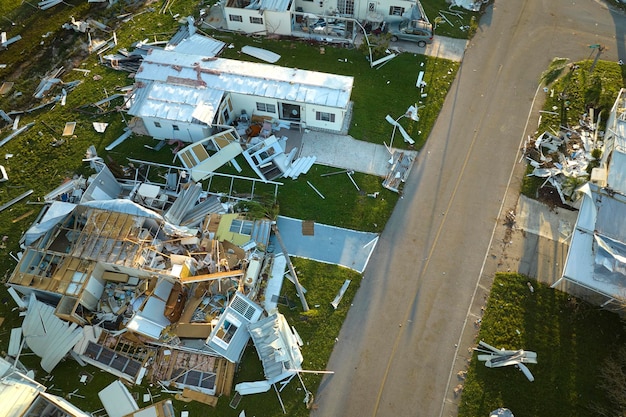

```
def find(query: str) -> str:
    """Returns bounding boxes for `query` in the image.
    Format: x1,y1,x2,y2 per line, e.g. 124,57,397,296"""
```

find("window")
389,6,404,16
222,108,230,122
256,102,276,113
230,219,254,235
228,14,242,22
216,320,238,344
154,121,161,128
250,16,263,24
337,0,354,15
173,125,180,131
316,111,336,123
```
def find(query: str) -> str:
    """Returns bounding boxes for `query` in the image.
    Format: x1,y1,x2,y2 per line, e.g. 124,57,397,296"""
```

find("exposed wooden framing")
180,269,244,284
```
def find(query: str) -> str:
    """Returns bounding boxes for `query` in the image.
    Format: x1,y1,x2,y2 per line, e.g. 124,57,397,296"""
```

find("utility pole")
589,44,606,73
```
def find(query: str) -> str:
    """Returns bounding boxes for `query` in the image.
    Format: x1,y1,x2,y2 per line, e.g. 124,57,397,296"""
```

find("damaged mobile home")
553,88,626,308
4,155,305,403
0,353,176,417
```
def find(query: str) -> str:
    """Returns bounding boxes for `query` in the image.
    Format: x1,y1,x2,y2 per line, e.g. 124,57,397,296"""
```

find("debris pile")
523,111,603,205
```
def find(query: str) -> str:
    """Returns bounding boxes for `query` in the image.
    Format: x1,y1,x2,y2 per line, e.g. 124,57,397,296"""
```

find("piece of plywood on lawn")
0,82,14,95
62,122,77,136
302,220,314,236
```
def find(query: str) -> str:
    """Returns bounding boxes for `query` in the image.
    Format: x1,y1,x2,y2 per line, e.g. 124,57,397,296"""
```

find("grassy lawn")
459,273,626,417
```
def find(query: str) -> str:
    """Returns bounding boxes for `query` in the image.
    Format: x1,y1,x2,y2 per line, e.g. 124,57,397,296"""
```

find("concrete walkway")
387,35,468,62
299,131,417,177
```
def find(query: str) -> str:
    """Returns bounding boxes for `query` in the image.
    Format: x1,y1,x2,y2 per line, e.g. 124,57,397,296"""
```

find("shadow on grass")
459,273,625,417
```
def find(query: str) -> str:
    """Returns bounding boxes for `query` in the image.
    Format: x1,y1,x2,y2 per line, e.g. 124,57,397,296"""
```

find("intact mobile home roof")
136,48,354,109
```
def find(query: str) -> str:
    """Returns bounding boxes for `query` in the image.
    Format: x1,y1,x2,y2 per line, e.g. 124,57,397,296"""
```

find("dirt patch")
537,186,575,211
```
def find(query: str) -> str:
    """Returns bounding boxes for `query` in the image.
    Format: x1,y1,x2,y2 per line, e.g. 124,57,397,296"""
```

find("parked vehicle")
388,19,433,47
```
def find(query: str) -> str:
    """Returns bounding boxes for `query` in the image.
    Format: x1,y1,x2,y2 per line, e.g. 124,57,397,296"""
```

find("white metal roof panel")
607,150,626,194
258,0,291,11
98,380,139,417
137,49,353,109
563,184,626,299
171,33,225,57
129,82,223,123
22,296,85,373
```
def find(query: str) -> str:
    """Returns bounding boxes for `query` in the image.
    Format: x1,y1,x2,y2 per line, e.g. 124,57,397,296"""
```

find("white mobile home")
128,36,354,142
218,0,426,38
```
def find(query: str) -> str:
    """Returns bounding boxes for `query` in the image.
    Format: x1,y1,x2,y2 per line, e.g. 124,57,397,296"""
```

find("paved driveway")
313,1,626,417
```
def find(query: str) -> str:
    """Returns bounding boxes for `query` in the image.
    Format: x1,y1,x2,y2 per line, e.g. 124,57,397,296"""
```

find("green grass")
459,273,626,417
538,59,624,133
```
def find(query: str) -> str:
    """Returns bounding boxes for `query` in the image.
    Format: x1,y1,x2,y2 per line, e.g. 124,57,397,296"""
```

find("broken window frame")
229,219,254,235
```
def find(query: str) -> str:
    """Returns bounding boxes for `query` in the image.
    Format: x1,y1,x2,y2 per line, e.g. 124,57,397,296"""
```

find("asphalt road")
312,1,626,417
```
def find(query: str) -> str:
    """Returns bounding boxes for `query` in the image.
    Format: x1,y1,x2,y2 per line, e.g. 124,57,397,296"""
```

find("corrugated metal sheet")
172,33,225,57
136,48,353,109
245,0,291,11
98,380,139,417
128,82,223,124
22,296,85,373
248,313,302,383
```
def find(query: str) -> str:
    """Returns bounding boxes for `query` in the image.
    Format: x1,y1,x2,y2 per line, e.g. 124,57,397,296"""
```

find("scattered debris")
241,46,281,63
0,82,14,96
0,166,7,183
0,31,22,49
62,121,76,136
449,0,489,12
474,340,537,382
38,0,63,10
383,151,415,193
0,122,35,148
523,109,602,205
0,190,34,212
92,122,108,133
306,180,325,199
331,280,351,309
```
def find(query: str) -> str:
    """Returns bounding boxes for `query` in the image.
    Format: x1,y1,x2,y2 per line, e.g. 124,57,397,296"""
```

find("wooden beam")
180,269,243,284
